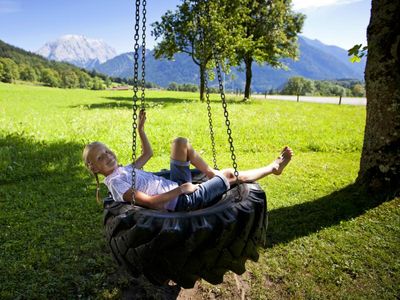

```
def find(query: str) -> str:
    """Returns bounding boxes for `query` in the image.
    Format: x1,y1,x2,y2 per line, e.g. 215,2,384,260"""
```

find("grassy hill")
0,83,398,299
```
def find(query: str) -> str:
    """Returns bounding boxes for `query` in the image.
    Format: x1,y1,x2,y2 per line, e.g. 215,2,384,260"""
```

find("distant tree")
331,85,346,104
181,83,198,92
145,81,160,89
78,72,92,89
313,81,331,96
0,58,19,83
41,68,60,87
352,83,366,97
19,64,37,82
328,85,345,96
91,77,104,90
61,70,79,88
0,63,3,81
104,77,112,88
208,86,219,94
281,76,314,100
235,0,305,100
167,82,179,91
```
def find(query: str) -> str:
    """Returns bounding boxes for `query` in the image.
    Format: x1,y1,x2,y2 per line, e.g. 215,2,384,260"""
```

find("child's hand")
180,182,199,195
138,109,146,131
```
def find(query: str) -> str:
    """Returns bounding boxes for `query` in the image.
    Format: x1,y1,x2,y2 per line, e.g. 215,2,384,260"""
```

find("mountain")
245,36,367,91
0,39,110,89
95,36,366,92
96,50,199,86
36,35,117,69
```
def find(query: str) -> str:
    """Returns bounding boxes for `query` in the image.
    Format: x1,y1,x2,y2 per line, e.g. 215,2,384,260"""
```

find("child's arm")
123,182,198,210
133,110,153,169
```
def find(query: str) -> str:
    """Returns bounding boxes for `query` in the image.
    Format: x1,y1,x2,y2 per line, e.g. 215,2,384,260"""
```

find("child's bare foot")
271,146,293,175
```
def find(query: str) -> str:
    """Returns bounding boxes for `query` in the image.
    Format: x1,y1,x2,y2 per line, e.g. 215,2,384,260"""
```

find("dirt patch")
120,276,181,300
179,272,251,300
120,272,252,299
177,281,204,300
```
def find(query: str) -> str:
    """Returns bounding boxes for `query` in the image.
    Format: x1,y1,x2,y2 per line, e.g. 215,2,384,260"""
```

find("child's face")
87,144,118,176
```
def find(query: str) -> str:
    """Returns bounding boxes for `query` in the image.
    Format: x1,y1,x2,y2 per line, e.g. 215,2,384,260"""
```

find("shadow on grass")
70,95,252,110
265,183,382,247
0,133,181,299
0,133,83,185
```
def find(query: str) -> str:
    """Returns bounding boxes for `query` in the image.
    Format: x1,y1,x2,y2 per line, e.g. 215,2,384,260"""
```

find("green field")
0,83,398,299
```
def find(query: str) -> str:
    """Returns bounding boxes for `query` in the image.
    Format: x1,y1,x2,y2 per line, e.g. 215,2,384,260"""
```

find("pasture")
0,83,398,299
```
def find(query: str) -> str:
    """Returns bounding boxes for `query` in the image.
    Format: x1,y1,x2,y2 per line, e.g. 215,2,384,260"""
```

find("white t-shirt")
104,165,179,211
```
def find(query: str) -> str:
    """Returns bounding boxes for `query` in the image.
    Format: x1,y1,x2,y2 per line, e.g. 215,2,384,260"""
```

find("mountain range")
36,35,117,69
36,35,366,92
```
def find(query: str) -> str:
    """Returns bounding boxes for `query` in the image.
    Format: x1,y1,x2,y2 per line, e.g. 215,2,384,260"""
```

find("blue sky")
0,0,371,54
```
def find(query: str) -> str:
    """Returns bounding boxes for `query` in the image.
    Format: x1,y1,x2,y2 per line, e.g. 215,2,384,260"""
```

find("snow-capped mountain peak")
36,34,117,69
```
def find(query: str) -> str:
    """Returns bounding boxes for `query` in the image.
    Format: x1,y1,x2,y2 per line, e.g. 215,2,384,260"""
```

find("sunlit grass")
0,82,398,299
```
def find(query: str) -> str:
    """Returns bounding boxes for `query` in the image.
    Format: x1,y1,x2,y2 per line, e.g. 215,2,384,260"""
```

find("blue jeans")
170,159,229,211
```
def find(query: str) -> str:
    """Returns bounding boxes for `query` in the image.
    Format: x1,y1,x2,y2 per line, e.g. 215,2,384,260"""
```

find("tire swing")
103,0,268,289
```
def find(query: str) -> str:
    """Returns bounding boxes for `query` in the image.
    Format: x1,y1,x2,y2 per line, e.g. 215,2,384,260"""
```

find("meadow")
0,82,398,299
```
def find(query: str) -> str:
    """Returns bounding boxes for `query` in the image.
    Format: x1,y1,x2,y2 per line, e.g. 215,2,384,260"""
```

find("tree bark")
199,64,205,102
357,0,400,197
244,56,253,100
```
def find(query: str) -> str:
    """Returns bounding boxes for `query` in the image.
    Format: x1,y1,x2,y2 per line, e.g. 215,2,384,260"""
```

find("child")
83,110,293,211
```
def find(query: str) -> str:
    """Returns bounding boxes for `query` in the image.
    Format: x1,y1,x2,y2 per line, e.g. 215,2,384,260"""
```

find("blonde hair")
82,142,110,204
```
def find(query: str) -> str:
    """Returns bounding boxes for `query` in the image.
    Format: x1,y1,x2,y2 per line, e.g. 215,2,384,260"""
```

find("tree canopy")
235,0,304,98
152,0,304,100
152,0,245,100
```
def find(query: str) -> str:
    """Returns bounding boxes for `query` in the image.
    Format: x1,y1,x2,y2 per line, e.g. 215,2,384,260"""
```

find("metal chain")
203,0,239,185
131,0,141,205
204,71,218,170
215,59,240,183
196,1,218,169
140,0,147,111
199,0,240,195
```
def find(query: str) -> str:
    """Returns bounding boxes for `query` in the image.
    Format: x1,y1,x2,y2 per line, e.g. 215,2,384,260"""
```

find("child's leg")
222,147,293,185
170,137,216,178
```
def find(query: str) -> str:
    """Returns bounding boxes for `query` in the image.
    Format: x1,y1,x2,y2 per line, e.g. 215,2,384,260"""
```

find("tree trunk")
357,0,400,197
244,56,253,100
199,64,205,102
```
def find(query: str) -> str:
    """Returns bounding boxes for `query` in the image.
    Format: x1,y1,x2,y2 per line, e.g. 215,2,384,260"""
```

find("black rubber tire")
103,170,268,288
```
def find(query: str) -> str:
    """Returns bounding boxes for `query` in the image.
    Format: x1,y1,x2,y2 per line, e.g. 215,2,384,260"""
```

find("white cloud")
292,0,364,11
0,1,20,14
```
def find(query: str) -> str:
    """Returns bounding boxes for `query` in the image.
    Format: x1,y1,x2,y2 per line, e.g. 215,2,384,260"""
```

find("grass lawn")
0,83,398,299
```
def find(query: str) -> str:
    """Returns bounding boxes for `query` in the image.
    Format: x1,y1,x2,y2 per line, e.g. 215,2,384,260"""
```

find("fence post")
339,95,342,105
297,94,299,102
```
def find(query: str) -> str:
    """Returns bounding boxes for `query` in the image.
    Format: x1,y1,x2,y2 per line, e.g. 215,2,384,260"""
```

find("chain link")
204,71,218,170
211,27,239,186
141,0,147,111
131,0,142,205
197,2,218,170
